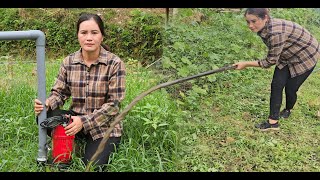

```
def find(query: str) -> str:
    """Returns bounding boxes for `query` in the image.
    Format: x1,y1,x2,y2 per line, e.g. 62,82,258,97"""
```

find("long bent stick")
85,64,236,171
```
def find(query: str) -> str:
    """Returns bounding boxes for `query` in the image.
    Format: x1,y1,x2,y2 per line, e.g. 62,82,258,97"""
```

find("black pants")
39,109,121,169
269,65,315,120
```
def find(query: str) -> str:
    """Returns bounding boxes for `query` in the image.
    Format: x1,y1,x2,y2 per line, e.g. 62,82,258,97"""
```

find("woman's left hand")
65,116,83,136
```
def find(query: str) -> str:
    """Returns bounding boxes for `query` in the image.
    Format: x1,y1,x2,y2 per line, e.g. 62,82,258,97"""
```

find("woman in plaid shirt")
233,8,320,131
34,13,126,170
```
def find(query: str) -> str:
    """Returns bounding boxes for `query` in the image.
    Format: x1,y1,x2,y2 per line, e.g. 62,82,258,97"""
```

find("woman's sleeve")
258,32,286,68
47,58,71,110
80,59,126,133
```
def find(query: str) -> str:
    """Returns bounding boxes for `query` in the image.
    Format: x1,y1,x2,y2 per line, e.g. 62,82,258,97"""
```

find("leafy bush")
0,8,164,64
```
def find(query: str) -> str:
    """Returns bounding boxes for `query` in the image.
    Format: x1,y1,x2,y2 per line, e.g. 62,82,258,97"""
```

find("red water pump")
41,115,75,165
52,121,75,164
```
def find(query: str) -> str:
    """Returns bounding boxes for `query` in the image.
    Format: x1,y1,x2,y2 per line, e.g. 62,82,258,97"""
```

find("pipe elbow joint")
29,30,46,46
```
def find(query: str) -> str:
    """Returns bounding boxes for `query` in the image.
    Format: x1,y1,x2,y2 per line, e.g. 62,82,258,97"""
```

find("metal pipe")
0,30,47,164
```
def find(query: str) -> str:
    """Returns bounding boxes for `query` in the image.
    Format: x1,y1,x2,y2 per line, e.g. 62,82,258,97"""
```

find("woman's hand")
65,116,83,136
34,99,49,116
233,61,260,70
233,61,248,70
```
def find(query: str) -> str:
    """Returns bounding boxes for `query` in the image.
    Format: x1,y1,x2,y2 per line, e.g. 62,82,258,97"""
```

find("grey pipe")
0,30,47,163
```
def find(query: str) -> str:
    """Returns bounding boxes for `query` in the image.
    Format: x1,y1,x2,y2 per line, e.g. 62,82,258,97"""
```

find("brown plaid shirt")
257,18,320,77
47,47,126,140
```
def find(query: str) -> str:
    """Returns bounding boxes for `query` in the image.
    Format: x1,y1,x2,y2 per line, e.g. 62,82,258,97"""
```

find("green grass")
2,60,319,172
0,60,182,172
173,63,320,172
161,8,320,172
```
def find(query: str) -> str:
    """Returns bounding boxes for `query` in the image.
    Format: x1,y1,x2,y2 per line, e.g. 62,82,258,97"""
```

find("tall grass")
0,60,182,172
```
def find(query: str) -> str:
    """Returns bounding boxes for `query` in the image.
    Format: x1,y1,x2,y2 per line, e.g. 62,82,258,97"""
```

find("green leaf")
176,99,185,105
162,57,176,69
173,42,185,51
179,91,186,98
181,56,191,65
192,85,207,95
207,75,216,82
177,67,190,77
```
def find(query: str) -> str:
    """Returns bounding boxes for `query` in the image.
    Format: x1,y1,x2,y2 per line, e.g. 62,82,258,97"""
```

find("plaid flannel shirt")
257,18,320,77
47,47,126,140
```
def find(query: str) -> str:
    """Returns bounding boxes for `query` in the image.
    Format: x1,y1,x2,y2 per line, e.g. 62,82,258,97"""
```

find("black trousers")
39,109,121,168
269,65,315,120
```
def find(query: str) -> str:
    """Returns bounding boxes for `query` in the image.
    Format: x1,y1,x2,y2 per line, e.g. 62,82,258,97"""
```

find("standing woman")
34,13,126,170
233,8,320,131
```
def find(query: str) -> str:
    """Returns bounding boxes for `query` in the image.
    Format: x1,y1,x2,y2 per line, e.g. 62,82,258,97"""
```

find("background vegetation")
1,8,320,172
0,8,163,65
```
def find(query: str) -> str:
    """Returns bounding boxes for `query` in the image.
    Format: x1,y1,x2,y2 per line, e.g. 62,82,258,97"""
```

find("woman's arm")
80,59,126,134
46,58,71,110
233,61,260,70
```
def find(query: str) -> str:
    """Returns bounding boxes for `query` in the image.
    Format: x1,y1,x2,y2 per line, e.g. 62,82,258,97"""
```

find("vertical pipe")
0,30,47,163
33,30,47,164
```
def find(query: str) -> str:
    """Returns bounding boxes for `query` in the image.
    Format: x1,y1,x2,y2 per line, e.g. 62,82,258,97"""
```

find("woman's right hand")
34,99,49,116
233,61,248,70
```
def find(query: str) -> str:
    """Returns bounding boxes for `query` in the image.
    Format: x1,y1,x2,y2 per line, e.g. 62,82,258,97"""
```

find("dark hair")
244,8,270,20
77,12,110,51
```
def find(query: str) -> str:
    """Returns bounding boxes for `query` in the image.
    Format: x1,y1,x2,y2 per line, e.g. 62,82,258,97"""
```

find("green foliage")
105,9,164,65
0,8,78,58
0,8,164,65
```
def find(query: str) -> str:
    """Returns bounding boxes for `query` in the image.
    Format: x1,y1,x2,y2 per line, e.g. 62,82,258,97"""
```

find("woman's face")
245,14,268,33
78,19,103,53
